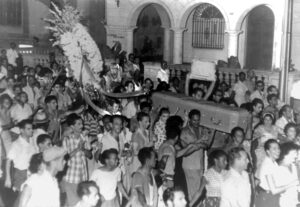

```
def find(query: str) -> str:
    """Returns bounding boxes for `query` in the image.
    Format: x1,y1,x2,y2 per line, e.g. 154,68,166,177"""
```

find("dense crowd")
0,42,300,207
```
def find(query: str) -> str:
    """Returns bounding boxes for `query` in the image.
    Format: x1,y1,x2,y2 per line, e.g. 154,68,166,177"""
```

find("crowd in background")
0,42,300,207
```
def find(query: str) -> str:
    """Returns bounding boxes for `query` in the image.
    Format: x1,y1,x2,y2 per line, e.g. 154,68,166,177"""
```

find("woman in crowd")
153,107,170,150
131,112,153,174
19,147,66,207
253,113,278,172
91,148,129,207
276,142,299,207
190,150,228,207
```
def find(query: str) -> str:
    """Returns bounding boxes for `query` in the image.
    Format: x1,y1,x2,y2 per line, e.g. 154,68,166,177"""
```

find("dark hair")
102,114,112,122
29,153,44,174
163,187,184,205
140,101,152,111
0,93,12,106
208,149,227,168
230,126,244,138
18,119,33,129
166,126,180,140
192,88,205,97
99,148,119,165
228,147,246,166
45,95,57,104
239,72,246,78
284,122,297,136
111,115,123,124
252,98,264,109
66,113,82,126
256,80,264,86
37,134,51,146
188,109,201,119
144,78,154,90
267,85,277,93
279,105,291,118
264,139,279,151
125,80,134,89
166,115,184,131
263,113,275,124
77,181,99,199
267,94,278,103
158,107,170,118
137,111,149,122
138,147,154,166
278,142,298,163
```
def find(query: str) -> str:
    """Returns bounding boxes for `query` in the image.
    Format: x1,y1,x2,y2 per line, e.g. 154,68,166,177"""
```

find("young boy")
157,61,170,84
36,134,52,152
5,119,36,191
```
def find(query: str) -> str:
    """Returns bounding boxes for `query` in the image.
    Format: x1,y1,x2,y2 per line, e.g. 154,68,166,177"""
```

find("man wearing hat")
18,146,67,207
32,108,50,152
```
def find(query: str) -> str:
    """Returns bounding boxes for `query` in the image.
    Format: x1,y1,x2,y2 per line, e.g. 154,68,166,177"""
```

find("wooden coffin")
152,92,249,133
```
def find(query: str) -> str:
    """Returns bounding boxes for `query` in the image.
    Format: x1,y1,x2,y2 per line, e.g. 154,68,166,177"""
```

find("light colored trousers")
183,168,203,201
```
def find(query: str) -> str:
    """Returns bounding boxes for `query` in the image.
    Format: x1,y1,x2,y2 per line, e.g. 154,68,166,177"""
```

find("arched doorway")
179,2,228,63
243,5,275,70
133,4,171,62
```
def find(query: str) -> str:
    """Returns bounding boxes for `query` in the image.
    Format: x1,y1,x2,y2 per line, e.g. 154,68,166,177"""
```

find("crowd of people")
0,42,300,207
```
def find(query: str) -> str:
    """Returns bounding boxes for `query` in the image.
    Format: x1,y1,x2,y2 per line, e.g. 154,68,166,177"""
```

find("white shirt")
0,88,14,99
156,69,169,83
22,170,60,207
220,168,251,207
258,156,279,190
250,90,265,101
90,167,121,200
10,103,33,123
7,136,36,170
233,81,248,106
291,81,300,99
98,132,119,153
6,48,18,66
275,116,290,135
276,164,298,207
23,85,41,108
0,66,7,77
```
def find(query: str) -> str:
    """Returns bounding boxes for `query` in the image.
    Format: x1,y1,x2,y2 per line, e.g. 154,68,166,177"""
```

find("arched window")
192,4,225,49
0,0,22,26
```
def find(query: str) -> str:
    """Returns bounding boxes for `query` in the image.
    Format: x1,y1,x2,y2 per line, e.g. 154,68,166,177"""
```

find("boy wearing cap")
19,146,67,207
5,119,36,191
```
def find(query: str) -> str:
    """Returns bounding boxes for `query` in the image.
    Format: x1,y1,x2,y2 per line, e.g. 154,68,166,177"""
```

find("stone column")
226,30,242,57
125,27,136,55
172,27,186,64
163,27,171,62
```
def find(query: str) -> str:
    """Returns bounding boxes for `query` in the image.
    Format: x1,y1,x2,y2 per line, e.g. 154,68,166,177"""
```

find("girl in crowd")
131,112,153,174
190,150,228,207
91,148,129,207
121,80,137,119
153,107,170,150
282,123,298,143
276,142,299,207
253,113,278,173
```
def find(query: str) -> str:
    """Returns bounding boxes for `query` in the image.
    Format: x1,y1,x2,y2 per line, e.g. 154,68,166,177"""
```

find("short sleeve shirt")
90,167,121,200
